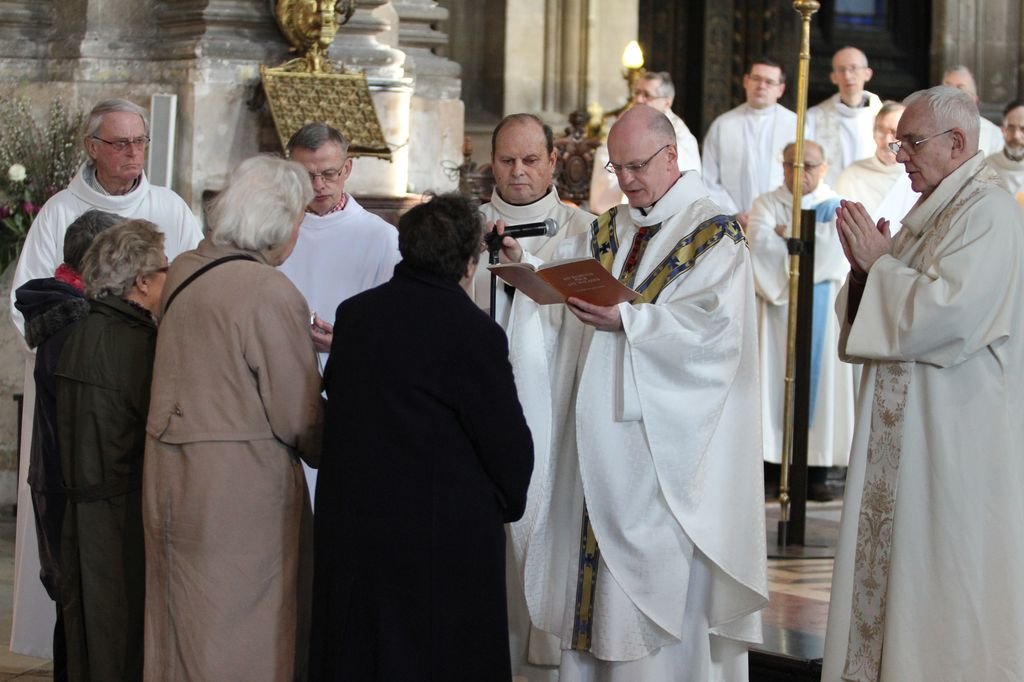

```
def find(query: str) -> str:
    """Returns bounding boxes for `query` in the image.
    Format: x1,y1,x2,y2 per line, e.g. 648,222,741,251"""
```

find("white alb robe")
702,103,797,215
474,188,594,327
748,183,854,467
983,149,1024,196
835,154,919,230
589,109,701,214
978,115,1004,157
822,152,1024,681
507,173,767,681
805,92,883,186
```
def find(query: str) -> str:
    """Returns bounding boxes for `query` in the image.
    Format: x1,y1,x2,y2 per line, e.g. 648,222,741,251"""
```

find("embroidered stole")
569,206,744,651
842,170,992,681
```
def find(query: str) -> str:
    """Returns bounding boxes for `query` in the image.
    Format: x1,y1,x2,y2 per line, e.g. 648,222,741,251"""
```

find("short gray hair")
84,99,149,138
81,219,166,299
287,122,350,155
904,86,979,148
641,72,675,101
943,65,977,96
208,155,313,253
876,100,905,120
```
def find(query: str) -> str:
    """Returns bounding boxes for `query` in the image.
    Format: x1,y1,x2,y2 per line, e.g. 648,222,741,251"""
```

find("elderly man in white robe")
748,140,853,502
472,113,594,328
983,99,1024,198
941,65,1004,156
822,85,1024,681
835,101,919,232
589,71,701,214
805,47,883,186
702,57,796,230
497,104,767,681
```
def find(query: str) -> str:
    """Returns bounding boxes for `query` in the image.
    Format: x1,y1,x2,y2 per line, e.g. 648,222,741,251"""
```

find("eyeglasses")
90,135,150,152
887,129,955,156
784,160,823,171
308,167,346,183
748,75,781,87
833,65,867,76
632,90,666,102
605,144,671,175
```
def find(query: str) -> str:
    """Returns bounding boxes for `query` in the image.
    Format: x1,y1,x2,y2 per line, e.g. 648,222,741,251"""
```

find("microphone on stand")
484,218,559,253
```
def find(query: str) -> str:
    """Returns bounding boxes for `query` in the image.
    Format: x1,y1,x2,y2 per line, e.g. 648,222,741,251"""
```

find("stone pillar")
392,0,463,194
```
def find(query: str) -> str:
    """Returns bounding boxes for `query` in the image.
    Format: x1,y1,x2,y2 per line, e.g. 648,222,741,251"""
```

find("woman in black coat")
310,193,534,681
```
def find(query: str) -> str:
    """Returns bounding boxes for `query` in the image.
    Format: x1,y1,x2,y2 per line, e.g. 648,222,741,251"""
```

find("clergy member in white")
941,65,1004,156
589,71,701,214
7,97,202,660
983,99,1024,196
702,57,796,230
501,104,767,681
748,140,854,502
11,98,202,334
823,86,1024,682
472,113,594,328
835,101,919,231
278,122,400,499
805,47,883,186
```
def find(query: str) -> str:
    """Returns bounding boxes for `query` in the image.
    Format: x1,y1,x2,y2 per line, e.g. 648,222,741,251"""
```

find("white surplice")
978,116,1004,157
805,92,883,186
747,183,854,467
702,103,797,214
474,188,595,327
835,154,919,231
822,151,1024,681
507,173,767,681
589,110,701,214
983,149,1024,196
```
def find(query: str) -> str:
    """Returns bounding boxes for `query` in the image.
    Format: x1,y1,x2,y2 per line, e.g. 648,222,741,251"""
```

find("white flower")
7,164,26,183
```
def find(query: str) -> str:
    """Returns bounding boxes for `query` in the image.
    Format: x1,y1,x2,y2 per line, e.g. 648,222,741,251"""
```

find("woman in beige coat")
142,155,322,681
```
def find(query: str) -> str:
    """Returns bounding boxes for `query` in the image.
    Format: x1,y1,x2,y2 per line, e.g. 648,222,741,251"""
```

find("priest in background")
835,101,918,233
748,140,853,502
805,46,882,186
941,65,1004,156
702,57,796,230
983,99,1024,197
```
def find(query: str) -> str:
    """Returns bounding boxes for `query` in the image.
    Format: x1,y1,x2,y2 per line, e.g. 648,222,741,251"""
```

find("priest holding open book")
495,104,768,680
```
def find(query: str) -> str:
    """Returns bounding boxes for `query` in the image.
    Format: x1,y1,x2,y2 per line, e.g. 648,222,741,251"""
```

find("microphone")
485,218,559,251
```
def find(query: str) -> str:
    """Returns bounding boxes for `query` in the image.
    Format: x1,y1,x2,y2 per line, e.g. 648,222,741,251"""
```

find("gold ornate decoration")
261,0,390,159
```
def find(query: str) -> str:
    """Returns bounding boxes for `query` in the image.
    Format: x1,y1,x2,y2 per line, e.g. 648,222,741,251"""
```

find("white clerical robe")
978,116,1004,157
748,183,853,467
507,173,767,681
805,92,883,186
983,149,1024,196
822,152,1024,681
835,154,919,230
702,103,797,214
589,109,701,214
474,188,594,328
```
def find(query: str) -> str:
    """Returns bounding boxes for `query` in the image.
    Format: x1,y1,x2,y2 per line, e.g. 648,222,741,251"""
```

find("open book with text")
487,257,638,306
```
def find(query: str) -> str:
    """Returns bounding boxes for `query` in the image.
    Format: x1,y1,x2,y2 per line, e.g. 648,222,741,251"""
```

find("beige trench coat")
142,238,322,681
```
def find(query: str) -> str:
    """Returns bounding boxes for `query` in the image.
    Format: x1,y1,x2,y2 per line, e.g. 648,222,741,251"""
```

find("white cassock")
474,188,595,328
507,172,767,681
805,92,883,186
702,103,797,215
978,116,1004,157
589,109,701,214
835,155,919,231
822,152,1024,681
747,183,854,467
983,149,1024,196
277,194,400,502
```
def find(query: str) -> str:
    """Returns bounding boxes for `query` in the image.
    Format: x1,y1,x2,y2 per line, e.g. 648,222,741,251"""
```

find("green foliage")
0,96,86,272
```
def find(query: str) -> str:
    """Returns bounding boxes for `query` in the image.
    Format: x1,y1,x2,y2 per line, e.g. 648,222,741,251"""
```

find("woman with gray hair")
142,155,323,681
55,218,168,681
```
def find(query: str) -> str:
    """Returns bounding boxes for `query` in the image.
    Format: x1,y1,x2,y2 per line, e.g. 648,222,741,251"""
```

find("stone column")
392,0,463,194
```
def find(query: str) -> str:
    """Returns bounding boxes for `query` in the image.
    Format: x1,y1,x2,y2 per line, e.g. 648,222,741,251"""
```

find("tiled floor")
0,515,52,680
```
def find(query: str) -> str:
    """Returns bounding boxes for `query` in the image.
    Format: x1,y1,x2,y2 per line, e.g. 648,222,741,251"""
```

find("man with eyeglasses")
497,104,767,680
589,71,701,214
748,140,853,503
702,57,797,230
982,99,1024,197
10,98,202,335
822,85,1024,682
805,46,883,185
941,65,1004,156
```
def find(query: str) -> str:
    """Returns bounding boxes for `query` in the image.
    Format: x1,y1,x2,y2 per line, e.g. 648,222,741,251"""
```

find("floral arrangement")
0,96,86,272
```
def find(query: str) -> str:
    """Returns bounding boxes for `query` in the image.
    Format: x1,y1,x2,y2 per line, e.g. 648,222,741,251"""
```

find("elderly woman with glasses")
142,155,322,681
56,218,168,681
